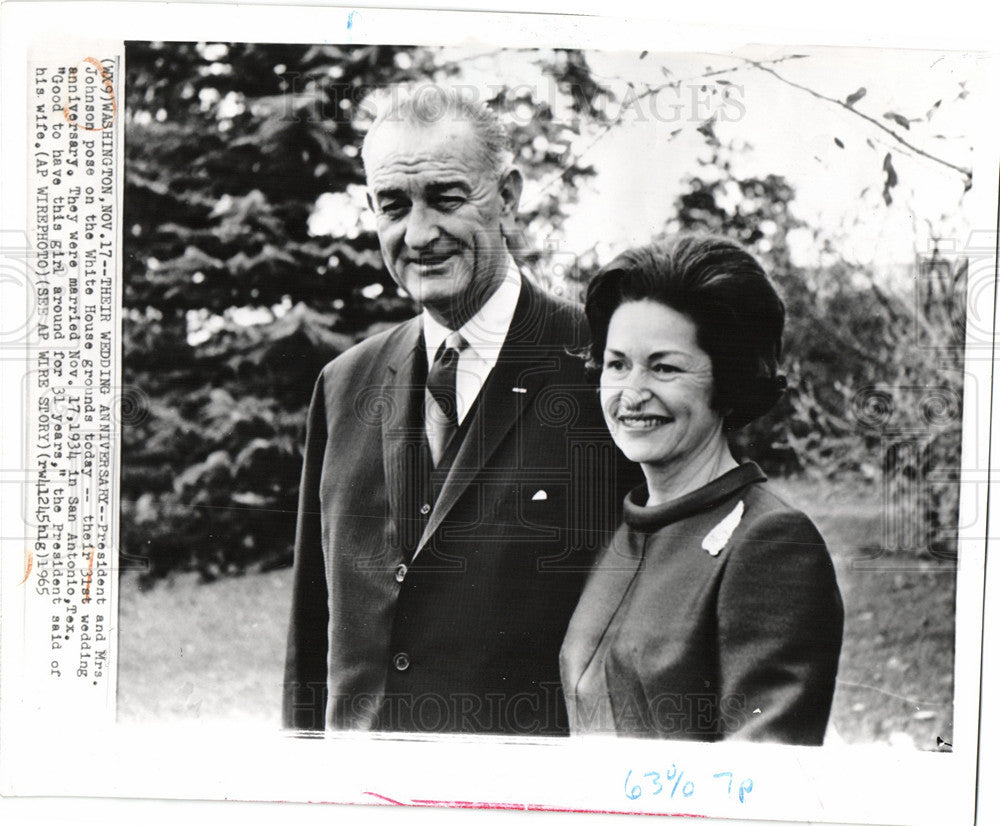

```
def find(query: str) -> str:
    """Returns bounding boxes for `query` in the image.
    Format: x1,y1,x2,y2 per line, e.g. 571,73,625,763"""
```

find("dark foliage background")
121,42,967,582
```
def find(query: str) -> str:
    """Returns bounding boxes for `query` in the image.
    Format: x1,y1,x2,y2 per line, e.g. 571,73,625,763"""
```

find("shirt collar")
422,256,522,365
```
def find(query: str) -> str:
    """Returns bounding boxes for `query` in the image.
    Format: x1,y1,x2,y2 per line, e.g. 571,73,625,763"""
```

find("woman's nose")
619,372,652,411
625,364,653,392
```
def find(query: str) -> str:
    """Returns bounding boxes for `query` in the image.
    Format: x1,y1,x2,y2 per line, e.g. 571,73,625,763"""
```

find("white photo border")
2,3,997,826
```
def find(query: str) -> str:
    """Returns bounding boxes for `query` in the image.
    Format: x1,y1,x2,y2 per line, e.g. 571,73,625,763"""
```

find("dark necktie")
425,331,466,466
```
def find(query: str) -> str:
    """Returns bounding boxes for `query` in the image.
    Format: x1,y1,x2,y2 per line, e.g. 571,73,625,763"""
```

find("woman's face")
599,299,725,473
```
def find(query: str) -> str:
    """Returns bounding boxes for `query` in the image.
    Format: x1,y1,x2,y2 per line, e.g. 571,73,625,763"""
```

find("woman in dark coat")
560,234,844,744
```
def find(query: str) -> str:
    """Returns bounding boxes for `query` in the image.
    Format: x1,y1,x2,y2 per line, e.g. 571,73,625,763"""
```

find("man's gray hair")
361,83,513,178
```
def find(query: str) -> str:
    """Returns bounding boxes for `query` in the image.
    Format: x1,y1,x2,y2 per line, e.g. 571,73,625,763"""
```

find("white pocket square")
531,489,547,501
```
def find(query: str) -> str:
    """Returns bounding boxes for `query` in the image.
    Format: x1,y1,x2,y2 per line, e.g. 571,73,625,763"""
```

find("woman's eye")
603,359,626,372
652,363,682,374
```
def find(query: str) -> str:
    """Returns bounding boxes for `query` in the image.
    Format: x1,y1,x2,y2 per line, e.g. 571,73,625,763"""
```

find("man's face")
364,118,522,328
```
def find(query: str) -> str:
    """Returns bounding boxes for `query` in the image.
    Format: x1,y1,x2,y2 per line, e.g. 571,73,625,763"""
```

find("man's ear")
498,166,523,217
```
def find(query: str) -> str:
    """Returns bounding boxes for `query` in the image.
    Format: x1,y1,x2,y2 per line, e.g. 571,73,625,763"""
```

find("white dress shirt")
422,257,522,426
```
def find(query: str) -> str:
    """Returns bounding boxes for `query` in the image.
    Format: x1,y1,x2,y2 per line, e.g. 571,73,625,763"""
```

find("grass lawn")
118,475,956,748
771,476,956,749
118,565,292,725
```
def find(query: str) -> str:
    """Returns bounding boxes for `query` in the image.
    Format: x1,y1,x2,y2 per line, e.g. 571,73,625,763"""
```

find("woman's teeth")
618,414,671,428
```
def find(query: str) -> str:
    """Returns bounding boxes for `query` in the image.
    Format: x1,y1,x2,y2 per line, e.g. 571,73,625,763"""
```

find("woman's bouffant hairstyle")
584,234,788,431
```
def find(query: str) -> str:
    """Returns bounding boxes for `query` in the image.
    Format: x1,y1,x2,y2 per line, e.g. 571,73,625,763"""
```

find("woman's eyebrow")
604,348,689,360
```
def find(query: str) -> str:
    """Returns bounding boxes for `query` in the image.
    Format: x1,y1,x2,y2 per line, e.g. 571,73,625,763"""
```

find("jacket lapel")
380,317,425,558
413,278,549,558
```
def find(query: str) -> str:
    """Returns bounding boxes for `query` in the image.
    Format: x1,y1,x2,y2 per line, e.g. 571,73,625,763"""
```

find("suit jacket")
283,276,636,735
560,462,844,744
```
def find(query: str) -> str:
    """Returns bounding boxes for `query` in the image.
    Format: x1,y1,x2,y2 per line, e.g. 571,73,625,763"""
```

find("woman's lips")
616,413,673,429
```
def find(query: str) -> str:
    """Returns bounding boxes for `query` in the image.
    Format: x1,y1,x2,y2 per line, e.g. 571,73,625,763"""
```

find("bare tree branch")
732,55,973,186
526,54,809,206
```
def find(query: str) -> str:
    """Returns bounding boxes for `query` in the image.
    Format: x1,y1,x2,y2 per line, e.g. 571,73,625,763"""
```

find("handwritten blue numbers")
624,770,641,800
624,767,693,801
712,771,753,801
665,764,695,798
644,771,663,796
714,771,732,794
624,766,753,805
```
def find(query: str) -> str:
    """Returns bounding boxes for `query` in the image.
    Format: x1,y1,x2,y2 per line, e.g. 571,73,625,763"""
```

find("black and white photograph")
1,3,997,825
117,38,973,746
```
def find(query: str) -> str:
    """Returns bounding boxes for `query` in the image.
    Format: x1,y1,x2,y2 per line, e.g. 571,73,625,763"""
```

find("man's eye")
434,196,465,210
378,201,408,217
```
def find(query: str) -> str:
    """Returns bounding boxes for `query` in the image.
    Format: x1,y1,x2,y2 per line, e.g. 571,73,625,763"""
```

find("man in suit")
282,84,632,736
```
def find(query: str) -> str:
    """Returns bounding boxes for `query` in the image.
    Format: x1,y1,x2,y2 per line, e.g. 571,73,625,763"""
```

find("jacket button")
393,652,410,672
394,563,407,583
419,503,431,515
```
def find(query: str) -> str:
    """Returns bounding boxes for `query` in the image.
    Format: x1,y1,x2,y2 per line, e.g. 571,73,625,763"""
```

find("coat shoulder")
720,480,839,604
316,317,420,384
511,278,591,384
738,481,826,547
530,279,588,341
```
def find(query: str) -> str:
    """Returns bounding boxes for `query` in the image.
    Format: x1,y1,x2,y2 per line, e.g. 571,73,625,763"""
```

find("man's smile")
401,247,465,276
407,259,453,275
414,250,456,266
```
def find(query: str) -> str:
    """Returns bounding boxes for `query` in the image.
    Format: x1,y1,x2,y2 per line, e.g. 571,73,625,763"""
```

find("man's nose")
403,204,439,251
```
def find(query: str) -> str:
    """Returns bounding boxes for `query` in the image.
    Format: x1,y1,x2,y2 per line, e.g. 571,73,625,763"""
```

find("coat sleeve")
282,369,331,731
716,509,844,745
